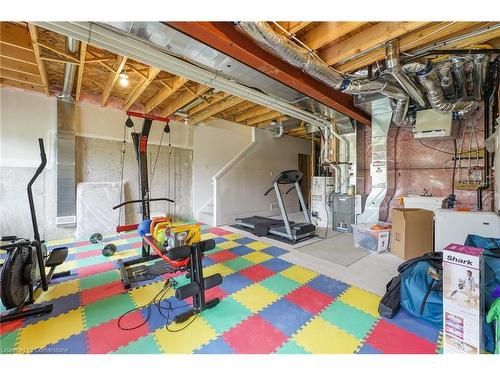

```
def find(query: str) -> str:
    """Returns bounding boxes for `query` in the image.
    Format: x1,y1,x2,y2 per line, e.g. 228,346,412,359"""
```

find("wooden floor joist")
123,66,161,110
189,96,245,125
160,83,211,117
101,55,127,107
144,76,188,113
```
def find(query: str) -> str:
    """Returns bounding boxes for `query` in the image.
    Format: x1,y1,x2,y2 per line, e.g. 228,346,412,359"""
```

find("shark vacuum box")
443,243,484,354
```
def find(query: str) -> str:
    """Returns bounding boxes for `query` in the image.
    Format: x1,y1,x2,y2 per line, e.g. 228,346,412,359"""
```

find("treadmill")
235,170,316,242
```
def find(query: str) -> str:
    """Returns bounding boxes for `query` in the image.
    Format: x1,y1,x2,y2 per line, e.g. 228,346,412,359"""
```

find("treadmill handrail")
113,198,174,210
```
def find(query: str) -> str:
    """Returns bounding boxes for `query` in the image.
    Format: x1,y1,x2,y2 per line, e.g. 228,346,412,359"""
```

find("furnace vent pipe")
60,37,78,98
235,22,410,125
385,40,426,107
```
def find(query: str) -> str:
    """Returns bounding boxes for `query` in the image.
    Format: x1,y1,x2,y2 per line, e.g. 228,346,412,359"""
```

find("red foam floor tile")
86,311,149,353
223,315,287,354
285,285,334,314
208,227,233,236
75,249,102,260
207,250,237,263
81,280,126,305
0,318,24,334
78,262,116,278
239,264,275,283
366,319,437,354
74,240,91,247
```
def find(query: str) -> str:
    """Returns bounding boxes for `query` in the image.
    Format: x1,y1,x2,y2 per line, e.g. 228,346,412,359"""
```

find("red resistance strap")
143,235,189,269
116,224,139,233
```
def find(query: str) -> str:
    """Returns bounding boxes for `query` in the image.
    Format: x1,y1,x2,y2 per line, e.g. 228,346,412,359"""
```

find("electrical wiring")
117,278,197,332
417,139,455,155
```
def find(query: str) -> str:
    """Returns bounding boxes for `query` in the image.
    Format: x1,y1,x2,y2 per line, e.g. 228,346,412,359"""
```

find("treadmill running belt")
235,216,288,226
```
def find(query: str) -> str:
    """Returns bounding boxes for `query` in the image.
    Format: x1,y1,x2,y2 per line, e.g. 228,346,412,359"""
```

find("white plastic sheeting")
76,182,122,240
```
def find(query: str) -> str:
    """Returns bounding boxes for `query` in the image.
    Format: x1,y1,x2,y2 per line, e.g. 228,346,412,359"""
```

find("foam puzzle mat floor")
0,222,442,354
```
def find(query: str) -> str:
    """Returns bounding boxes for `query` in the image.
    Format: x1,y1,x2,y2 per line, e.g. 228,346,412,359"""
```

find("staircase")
198,200,214,226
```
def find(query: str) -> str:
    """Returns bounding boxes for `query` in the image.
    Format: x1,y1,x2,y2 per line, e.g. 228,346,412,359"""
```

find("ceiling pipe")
403,61,480,118
385,39,427,107
235,21,410,125
59,37,78,99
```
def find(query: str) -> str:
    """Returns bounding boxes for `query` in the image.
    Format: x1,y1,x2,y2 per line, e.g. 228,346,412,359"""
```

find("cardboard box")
390,208,433,260
443,243,484,354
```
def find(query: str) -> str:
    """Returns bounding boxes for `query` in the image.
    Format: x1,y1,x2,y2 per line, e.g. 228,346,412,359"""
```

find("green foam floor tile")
320,300,377,340
260,274,301,296
112,335,162,354
201,296,252,334
76,255,107,268
275,340,310,354
84,293,136,329
74,243,104,252
223,257,254,272
80,270,121,290
1,330,20,354
203,246,224,255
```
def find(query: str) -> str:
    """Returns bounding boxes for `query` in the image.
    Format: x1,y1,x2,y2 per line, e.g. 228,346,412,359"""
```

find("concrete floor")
224,212,403,296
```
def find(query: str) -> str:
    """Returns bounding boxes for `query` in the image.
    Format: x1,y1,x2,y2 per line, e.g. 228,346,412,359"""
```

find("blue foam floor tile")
357,343,383,354
259,299,312,336
261,246,288,257
219,273,253,295
195,337,235,354
390,308,441,343
260,257,293,273
35,332,88,354
306,275,349,298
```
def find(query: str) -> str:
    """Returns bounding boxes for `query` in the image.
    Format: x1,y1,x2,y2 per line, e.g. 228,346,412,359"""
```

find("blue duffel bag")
399,252,443,328
464,234,500,354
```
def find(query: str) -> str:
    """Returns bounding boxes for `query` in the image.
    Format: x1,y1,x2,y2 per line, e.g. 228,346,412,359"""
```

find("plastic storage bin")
352,221,392,253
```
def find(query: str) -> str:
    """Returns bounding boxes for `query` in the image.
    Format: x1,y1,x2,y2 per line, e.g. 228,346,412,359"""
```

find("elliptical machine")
0,139,69,323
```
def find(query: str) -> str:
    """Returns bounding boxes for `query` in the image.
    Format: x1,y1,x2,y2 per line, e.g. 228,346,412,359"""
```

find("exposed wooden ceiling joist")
144,76,188,113
123,66,161,110
187,91,230,115
247,110,283,126
335,22,490,72
0,43,37,65
160,83,211,117
26,24,49,95
190,96,245,125
254,115,288,128
75,42,87,102
235,106,273,122
101,55,127,106
300,22,367,51
0,22,32,50
275,22,311,35
222,101,258,117
319,21,430,66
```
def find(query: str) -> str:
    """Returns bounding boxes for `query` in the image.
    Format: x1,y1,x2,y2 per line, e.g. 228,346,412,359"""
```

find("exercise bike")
0,139,69,323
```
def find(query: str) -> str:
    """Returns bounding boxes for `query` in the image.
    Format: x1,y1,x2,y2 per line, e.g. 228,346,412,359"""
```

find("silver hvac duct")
451,57,467,97
385,40,426,107
435,61,455,99
56,36,79,226
59,37,78,98
472,54,486,101
410,63,480,118
235,22,410,125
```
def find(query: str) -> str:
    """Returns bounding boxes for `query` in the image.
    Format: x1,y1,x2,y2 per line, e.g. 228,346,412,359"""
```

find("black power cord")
117,278,198,332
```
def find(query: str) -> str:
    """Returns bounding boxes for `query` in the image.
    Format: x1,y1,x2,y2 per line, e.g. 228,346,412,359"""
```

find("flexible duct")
235,22,409,125
412,63,480,118
451,57,467,97
385,40,426,107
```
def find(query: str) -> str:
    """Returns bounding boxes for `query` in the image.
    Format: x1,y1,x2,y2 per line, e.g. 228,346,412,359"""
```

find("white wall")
0,87,56,167
192,119,253,218
0,87,194,169
216,128,311,225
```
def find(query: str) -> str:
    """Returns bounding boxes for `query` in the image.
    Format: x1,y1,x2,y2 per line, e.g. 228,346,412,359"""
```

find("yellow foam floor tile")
280,265,318,284
232,284,279,313
49,260,77,274
246,241,270,251
130,280,174,307
154,316,217,353
17,308,85,352
36,279,80,303
223,233,241,241
201,232,217,240
217,241,240,250
293,316,361,354
241,251,273,264
203,263,234,277
109,249,140,261
338,286,381,317
46,237,75,246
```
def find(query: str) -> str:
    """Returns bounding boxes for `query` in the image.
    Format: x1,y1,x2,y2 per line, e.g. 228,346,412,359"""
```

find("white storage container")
352,221,392,253
403,196,446,212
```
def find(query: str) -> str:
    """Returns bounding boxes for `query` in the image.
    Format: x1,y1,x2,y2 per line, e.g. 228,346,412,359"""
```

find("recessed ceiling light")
119,72,129,87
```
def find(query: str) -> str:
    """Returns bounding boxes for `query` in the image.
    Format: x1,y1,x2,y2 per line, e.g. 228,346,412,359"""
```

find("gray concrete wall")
0,136,193,241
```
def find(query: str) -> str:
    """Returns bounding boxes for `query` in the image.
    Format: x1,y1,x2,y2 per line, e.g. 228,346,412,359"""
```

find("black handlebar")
113,197,175,210
264,187,274,196
28,138,47,243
